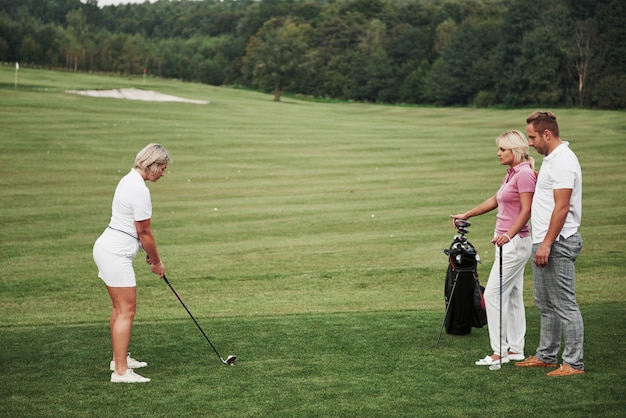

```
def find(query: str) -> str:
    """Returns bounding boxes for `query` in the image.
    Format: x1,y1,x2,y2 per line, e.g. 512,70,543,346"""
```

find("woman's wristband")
503,233,511,242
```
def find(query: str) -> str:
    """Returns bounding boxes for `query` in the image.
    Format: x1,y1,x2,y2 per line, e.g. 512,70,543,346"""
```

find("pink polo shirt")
495,162,536,237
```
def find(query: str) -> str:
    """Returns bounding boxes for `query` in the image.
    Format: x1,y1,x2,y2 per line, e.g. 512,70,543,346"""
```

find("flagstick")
15,62,19,88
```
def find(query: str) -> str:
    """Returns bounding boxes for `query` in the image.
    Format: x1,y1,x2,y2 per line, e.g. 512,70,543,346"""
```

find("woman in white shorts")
93,143,171,383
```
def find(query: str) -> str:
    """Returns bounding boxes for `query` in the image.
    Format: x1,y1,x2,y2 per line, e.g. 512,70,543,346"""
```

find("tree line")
1,0,625,108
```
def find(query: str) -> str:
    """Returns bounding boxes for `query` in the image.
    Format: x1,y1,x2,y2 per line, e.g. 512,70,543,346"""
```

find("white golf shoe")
475,355,510,366
111,369,150,383
507,352,526,361
110,352,147,371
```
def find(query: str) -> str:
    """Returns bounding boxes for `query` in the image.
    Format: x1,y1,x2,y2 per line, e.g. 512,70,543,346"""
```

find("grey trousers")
532,232,584,370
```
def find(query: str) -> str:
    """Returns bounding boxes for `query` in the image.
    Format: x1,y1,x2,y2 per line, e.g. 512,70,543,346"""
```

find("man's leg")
551,233,584,370
532,243,562,364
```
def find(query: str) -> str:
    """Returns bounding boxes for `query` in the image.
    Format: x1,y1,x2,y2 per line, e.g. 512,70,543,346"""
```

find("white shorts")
93,228,141,287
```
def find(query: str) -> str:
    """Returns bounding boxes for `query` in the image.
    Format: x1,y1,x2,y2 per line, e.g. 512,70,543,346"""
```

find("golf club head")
223,355,237,365
454,219,471,229
489,363,501,371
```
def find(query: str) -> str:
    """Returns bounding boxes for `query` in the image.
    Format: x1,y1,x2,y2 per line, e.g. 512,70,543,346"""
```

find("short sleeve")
516,168,537,194
551,164,577,190
133,186,152,221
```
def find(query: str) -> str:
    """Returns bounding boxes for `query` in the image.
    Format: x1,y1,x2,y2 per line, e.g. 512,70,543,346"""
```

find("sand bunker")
65,88,209,104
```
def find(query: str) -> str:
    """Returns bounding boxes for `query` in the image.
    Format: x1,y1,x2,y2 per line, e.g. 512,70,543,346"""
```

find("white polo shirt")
108,169,152,239
531,142,582,244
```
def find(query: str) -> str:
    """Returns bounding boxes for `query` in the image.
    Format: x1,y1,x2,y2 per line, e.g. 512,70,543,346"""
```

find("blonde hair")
496,130,535,170
134,143,172,175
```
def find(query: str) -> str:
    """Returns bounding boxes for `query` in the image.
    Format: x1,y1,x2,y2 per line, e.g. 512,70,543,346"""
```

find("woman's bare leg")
107,286,137,375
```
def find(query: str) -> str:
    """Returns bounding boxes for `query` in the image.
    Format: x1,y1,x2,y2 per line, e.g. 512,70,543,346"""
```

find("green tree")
596,0,626,74
38,24,64,68
2,0,623,109
192,34,244,86
0,36,8,61
307,14,362,98
593,73,626,109
425,18,500,105
385,14,434,104
433,18,456,55
493,0,574,107
243,16,313,101
343,19,393,102
519,23,571,106
570,18,604,107
65,8,88,71
19,33,41,64
492,0,537,106
98,32,145,75
340,0,389,22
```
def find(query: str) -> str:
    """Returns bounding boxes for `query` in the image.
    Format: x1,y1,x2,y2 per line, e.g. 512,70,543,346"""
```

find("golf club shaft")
499,245,503,367
162,274,226,363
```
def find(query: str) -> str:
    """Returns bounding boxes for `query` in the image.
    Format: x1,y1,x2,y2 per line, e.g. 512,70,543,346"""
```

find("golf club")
162,274,236,366
489,245,503,371
454,219,471,235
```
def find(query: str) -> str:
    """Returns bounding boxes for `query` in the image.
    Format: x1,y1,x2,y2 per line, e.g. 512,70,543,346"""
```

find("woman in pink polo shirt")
451,130,536,367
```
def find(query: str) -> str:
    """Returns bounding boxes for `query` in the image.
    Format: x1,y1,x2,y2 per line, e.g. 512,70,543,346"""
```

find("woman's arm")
492,191,533,246
136,218,165,276
450,195,498,223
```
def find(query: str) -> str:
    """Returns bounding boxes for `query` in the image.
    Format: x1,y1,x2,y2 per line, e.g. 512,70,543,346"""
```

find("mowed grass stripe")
0,67,625,417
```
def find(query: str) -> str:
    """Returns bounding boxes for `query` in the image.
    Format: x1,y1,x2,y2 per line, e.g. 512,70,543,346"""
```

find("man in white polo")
515,111,584,377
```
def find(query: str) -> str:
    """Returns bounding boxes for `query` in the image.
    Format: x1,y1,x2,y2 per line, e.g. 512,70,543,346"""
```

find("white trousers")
484,234,531,356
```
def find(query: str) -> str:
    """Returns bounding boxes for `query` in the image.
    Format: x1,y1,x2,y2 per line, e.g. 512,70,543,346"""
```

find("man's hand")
534,244,551,267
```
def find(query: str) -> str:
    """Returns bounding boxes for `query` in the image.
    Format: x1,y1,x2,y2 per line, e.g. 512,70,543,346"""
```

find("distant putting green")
1,67,624,417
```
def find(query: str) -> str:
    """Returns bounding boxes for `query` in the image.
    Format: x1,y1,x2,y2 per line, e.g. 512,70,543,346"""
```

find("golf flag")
16,62,19,70
15,62,19,88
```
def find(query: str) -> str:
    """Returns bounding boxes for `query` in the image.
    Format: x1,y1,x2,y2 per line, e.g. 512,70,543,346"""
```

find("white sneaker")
110,352,148,371
111,369,150,383
475,355,510,366
508,353,525,361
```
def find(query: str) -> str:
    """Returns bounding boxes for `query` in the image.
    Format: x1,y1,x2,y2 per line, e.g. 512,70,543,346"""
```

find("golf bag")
435,221,487,347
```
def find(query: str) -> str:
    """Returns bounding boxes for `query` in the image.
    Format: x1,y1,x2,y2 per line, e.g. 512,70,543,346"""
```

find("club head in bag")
454,219,471,229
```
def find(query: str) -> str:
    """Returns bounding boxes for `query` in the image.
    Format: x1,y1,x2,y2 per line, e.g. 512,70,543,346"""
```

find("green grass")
1,67,625,417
